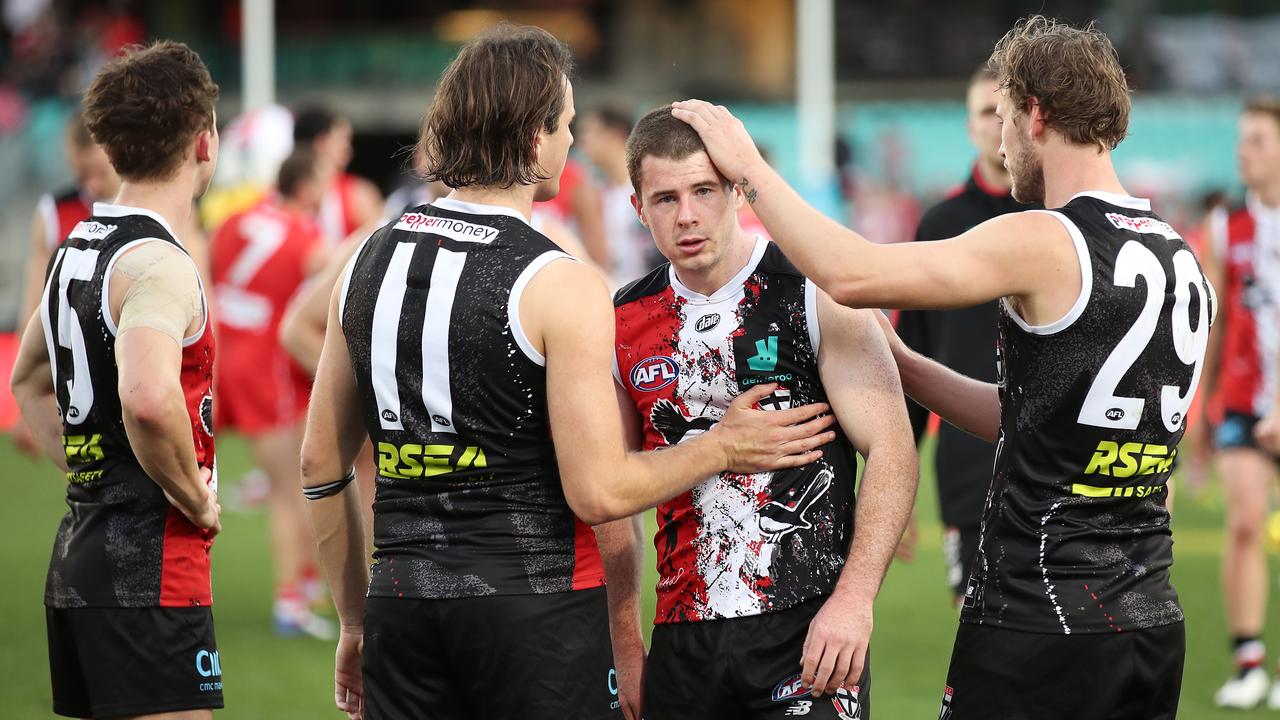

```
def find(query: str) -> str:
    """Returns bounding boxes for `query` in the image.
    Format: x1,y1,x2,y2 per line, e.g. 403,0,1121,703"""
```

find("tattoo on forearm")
740,177,758,205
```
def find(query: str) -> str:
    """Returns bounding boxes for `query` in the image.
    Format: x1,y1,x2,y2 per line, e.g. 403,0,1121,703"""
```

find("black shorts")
1216,411,1263,451
47,605,223,718
942,525,981,599
645,598,871,719
362,586,620,720
940,622,1184,720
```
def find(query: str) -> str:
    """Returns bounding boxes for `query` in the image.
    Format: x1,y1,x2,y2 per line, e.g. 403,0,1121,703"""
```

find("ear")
195,129,213,163
630,192,647,227
731,182,745,210
1025,97,1047,141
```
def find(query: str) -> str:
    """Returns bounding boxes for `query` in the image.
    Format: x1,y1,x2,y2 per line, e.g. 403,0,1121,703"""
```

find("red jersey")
1212,198,1280,418
211,198,320,433
318,172,364,245
37,187,93,251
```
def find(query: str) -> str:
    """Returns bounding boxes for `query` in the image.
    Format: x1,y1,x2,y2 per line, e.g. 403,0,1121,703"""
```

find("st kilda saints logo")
831,685,861,719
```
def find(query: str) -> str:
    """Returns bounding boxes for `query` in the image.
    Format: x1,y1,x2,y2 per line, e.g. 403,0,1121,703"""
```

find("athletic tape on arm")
115,242,202,344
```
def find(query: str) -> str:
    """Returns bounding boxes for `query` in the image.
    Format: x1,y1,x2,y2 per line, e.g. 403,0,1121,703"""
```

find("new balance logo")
747,336,779,371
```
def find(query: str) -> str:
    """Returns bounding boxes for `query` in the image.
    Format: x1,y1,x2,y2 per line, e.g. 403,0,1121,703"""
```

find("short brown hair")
277,149,319,198
1244,96,1280,128
988,15,1130,151
625,104,709,193
82,40,218,182
418,23,573,189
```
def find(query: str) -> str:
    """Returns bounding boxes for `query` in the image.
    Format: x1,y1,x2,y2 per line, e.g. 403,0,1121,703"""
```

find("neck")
447,184,537,220
280,195,311,215
675,228,755,296
1041,141,1127,209
975,157,1012,193
111,171,197,233
1253,180,1280,209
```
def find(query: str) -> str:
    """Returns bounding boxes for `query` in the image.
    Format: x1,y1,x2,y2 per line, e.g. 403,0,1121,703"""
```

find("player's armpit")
113,241,202,344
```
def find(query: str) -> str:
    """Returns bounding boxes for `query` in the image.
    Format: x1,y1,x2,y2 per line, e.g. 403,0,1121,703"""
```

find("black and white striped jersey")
340,198,605,599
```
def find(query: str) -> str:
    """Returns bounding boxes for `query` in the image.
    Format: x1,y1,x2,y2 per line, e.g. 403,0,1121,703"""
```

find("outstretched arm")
529,258,838,524
800,292,919,698
670,101,1075,318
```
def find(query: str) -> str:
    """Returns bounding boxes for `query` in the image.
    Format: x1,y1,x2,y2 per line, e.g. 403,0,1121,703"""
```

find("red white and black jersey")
614,237,857,624
1210,197,1280,418
967,192,1214,634
41,203,217,608
341,198,605,600
36,186,93,252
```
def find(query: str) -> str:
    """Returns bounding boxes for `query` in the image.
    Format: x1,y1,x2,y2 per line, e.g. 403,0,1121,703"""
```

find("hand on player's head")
714,382,836,473
670,100,765,185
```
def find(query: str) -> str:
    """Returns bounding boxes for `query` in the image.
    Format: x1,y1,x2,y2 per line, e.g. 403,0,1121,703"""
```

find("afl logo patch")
200,393,214,436
630,356,679,392
1105,407,1125,422
694,313,720,333
382,409,398,423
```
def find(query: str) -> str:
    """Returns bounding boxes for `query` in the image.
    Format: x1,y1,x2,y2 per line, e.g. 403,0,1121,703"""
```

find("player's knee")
1226,512,1266,546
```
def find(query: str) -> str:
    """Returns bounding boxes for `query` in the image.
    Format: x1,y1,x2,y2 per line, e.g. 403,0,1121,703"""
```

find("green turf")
0,433,1273,718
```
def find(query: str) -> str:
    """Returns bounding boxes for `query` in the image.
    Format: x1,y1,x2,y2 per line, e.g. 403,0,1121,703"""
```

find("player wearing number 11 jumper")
673,15,1213,720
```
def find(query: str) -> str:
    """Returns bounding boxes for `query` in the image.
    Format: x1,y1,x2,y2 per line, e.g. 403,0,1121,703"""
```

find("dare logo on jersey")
631,356,679,392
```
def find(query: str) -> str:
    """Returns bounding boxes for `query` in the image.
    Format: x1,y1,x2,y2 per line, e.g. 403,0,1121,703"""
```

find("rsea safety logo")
377,442,487,479
195,648,223,692
631,356,679,392
1075,440,1175,499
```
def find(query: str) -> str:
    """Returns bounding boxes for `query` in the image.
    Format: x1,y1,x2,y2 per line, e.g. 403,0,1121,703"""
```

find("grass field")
0,433,1276,719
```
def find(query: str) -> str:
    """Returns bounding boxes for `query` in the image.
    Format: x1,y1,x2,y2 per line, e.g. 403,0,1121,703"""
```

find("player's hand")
611,629,646,720
801,588,871,699
1256,412,1280,456
714,383,836,473
895,511,918,562
167,467,222,537
670,100,766,187
334,627,364,720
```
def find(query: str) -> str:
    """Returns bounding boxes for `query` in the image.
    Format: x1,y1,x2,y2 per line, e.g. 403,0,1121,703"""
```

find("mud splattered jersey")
614,237,858,624
965,192,1215,634
341,197,605,599
42,203,217,608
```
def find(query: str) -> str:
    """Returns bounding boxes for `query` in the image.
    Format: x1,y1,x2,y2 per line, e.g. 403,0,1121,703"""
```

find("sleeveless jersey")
37,186,93,251
340,197,605,599
964,191,1215,634
41,203,217,608
1210,197,1280,418
614,237,857,624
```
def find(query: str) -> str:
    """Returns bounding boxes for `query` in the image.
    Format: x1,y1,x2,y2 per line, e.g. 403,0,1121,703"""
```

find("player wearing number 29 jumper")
298,24,836,720
9,41,225,719
674,15,1213,720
